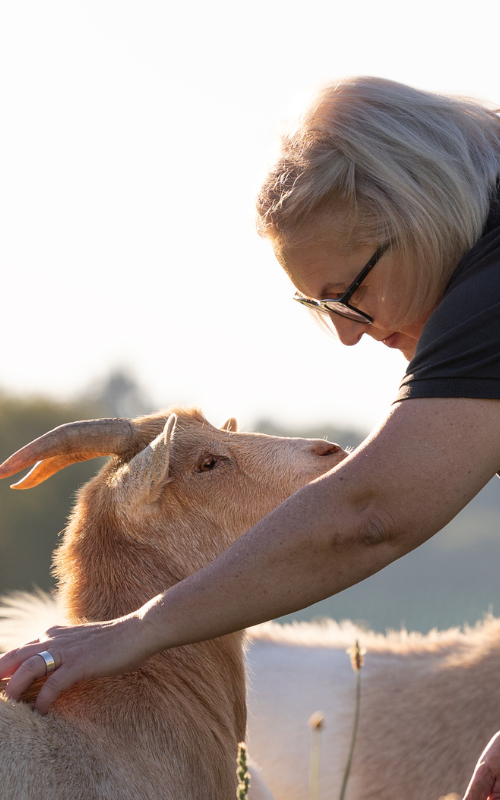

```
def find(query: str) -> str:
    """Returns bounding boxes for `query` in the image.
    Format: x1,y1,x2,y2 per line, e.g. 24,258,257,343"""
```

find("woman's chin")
382,332,416,361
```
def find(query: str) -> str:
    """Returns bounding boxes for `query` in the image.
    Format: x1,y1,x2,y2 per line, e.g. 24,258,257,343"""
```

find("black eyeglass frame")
293,242,390,325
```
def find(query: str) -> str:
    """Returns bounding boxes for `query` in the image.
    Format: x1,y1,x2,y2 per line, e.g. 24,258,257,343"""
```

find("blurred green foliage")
0,393,104,593
0,371,152,595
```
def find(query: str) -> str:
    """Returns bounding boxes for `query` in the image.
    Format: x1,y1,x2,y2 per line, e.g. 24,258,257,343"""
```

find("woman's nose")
328,314,366,346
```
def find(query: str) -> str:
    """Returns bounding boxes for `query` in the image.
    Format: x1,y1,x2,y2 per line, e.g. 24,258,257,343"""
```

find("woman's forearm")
138,473,377,650
139,396,500,653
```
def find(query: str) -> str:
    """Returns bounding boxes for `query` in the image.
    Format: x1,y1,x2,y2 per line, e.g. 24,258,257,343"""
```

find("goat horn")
11,453,107,490
0,418,135,487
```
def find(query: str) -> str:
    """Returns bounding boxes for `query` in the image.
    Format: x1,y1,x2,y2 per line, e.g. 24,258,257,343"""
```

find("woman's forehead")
274,238,375,297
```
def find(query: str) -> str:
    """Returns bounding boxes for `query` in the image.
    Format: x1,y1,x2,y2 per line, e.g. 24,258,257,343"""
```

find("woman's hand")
463,732,500,800
0,613,154,715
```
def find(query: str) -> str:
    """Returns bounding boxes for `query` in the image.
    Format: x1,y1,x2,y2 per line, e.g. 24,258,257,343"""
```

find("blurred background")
1,0,499,634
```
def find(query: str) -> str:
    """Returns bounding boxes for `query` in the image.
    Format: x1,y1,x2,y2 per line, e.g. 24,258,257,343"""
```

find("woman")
1,77,500,797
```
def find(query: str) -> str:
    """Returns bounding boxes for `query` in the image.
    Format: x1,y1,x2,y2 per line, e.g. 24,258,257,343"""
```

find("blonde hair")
256,77,500,325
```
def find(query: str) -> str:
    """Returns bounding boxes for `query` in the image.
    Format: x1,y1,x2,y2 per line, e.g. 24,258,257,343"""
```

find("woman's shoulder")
396,227,500,403
446,224,500,296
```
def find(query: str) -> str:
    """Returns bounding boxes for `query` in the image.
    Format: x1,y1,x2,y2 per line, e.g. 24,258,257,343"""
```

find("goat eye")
197,456,217,473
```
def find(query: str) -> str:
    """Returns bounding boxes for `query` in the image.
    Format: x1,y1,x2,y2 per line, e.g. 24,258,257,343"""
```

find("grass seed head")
309,711,325,730
347,639,366,672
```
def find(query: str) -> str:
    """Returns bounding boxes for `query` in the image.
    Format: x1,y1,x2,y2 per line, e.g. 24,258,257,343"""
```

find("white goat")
0,407,344,800
246,617,500,800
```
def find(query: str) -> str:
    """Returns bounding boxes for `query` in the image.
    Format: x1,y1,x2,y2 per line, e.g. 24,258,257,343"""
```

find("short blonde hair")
256,77,500,325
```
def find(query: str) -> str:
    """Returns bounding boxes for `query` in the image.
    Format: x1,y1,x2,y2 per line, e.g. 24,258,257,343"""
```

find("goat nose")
309,440,343,457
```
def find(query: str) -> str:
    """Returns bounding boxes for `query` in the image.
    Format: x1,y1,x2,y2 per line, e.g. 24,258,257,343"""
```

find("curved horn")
11,453,105,490
0,418,135,488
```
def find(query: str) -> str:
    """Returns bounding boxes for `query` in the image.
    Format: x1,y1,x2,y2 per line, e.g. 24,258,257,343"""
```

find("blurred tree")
84,369,153,418
0,370,153,595
0,392,105,594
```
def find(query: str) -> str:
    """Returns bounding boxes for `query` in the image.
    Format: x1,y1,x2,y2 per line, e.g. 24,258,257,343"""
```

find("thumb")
463,760,496,800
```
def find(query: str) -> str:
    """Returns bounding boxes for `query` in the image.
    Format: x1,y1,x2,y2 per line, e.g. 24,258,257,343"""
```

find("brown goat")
0,407,345,800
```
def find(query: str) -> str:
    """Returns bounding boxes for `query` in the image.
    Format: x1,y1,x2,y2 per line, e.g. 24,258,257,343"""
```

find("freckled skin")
274,237,430,361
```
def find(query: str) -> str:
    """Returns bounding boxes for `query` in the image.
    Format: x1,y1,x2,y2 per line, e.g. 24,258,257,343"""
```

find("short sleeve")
395,227,500,403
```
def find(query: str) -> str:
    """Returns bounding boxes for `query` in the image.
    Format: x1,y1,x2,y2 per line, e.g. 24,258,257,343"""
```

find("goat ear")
220,417,238,432
118,414,177,504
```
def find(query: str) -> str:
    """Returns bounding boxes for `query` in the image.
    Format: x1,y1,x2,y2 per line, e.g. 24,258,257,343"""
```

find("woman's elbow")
332,501,406,552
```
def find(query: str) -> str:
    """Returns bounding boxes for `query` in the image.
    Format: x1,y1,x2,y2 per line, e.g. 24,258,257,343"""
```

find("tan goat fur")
0,407,345,800
246,617,500,800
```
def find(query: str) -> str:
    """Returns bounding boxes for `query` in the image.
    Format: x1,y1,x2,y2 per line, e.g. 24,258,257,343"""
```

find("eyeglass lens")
322,302,370,323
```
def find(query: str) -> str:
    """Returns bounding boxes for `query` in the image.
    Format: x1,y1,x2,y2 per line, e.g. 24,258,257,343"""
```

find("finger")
0,647,33,679
34,668,78,716
463,762,495,800
4,653,55,701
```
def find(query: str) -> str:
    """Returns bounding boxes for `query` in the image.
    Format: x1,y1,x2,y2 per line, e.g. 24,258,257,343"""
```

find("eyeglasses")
293,242,390,325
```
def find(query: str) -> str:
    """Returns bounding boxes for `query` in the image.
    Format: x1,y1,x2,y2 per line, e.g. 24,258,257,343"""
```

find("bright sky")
1,1,499,433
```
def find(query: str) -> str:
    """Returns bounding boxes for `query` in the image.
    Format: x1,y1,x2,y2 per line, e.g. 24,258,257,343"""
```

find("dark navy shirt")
396,187,500,402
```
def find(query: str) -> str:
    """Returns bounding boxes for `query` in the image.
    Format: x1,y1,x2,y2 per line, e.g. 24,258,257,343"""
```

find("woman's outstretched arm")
1,396,500,715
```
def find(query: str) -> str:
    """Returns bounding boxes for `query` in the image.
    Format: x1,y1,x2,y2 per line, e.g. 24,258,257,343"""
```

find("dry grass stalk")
339,640,366,800
309,711,325,800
